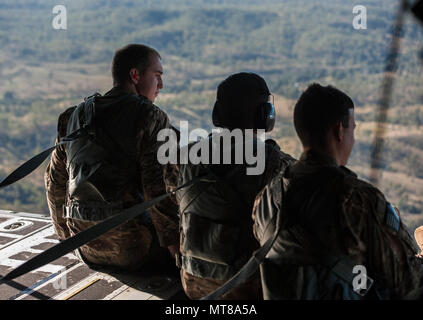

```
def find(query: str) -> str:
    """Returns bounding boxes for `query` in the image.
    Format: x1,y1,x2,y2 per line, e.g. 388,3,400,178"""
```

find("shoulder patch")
385,202,400,233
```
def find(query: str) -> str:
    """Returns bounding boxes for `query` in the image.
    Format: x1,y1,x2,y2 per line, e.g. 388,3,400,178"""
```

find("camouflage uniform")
165,137,295,299
180,268,262,300
45,87,179,270
253,150,423,299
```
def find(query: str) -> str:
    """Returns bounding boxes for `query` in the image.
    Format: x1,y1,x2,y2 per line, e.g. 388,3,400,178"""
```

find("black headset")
212,74,275,132
257,97,275,132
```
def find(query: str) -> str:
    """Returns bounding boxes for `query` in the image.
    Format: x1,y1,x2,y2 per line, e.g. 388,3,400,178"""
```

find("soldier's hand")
414,226,423,253
167,244,179,259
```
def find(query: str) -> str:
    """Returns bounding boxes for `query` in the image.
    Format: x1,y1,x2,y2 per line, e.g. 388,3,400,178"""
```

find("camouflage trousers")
53,215,171,271
181,269,262,300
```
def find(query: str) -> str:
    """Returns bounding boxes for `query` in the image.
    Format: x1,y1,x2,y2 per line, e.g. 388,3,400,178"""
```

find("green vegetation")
0,0,422,231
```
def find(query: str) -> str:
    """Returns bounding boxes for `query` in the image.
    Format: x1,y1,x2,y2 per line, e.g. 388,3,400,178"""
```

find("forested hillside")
0,0,422,231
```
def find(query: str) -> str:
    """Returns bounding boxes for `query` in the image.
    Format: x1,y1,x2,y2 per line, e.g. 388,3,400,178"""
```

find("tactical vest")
177,136,279,280
64,93,148,221
256,164,392,299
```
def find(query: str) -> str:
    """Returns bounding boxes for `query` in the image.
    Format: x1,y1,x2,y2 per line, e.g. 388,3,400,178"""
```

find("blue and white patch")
385,202,400,232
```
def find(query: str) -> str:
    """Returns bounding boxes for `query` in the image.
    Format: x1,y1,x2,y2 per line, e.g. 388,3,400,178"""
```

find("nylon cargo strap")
0,92,131,190
201,178,285,300
0,174,208,283
201,214,282,300
200,225,374,300
0,93,102,190
201,170,375,300
201,150,283,301
0,128,88,190
0,92,208,283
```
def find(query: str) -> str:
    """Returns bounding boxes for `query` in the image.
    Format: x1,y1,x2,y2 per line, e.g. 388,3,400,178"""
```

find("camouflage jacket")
45,87,179,248
253,150,423,299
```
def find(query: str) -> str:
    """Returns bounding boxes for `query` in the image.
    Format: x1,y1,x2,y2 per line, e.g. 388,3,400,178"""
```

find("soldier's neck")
114,82,138,95
302,145,341,166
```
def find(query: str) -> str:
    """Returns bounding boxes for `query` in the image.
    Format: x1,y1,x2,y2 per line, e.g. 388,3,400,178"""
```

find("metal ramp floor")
0,210,188,300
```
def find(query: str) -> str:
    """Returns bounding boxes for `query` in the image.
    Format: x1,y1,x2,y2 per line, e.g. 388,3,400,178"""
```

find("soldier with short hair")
253,83,423,299
45,44,179,270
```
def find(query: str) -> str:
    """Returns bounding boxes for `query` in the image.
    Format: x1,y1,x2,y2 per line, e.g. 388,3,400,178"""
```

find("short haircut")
293,83,354,147
111,44,161,86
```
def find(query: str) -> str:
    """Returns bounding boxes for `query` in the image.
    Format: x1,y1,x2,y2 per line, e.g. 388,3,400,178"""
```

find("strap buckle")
354,274,374,297
330,257,375,297
63,205,71,219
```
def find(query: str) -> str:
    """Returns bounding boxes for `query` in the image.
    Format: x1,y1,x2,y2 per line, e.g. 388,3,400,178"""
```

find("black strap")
0,92,133,190
0,128,87,190
201,177,285,300
0,175,205,283
201,227,280,300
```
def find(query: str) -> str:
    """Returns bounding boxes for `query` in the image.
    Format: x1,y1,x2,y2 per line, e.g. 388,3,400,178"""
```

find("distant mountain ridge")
0,0,422,230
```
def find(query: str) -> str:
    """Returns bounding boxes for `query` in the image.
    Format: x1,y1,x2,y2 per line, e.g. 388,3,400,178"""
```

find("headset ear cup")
257,102,275,132
265,102,275,132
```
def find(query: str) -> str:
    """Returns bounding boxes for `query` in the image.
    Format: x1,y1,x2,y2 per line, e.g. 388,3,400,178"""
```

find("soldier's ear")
129,68,140,84
335,122,344,142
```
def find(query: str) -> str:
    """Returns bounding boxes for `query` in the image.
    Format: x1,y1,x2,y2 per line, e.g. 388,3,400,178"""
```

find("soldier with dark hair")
165,72,295,299
253,83,423,299
45,44,179,270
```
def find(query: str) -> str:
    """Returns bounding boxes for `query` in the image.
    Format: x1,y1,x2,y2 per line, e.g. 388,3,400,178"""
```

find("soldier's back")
255,150,423,299
47,88,175,271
